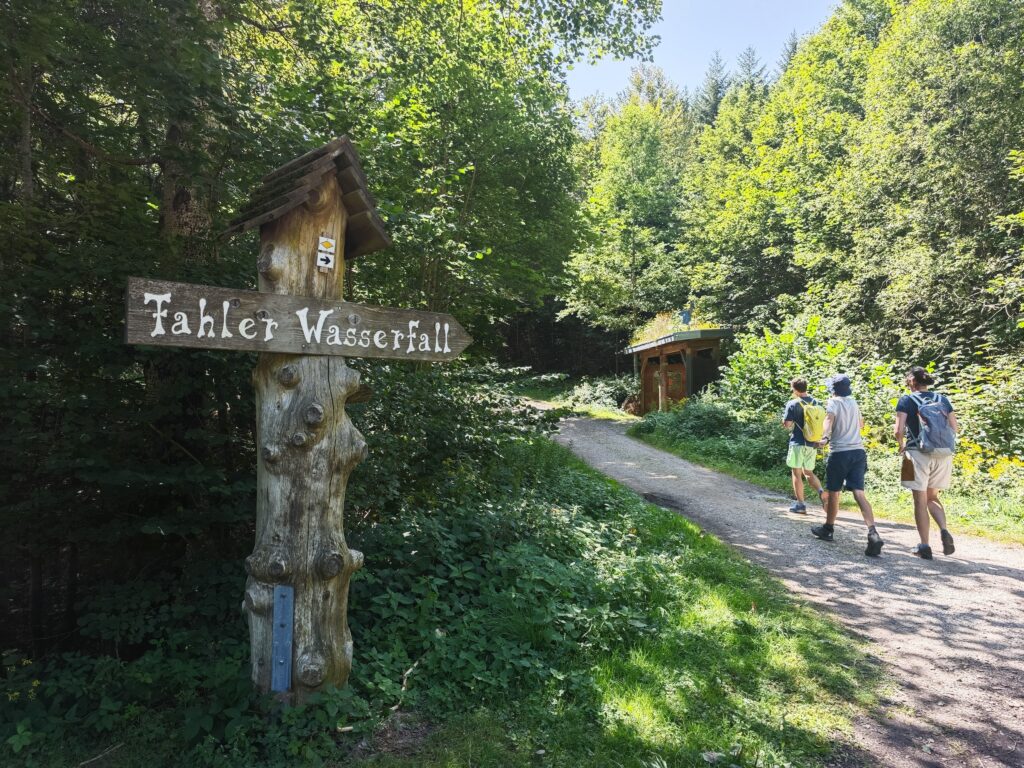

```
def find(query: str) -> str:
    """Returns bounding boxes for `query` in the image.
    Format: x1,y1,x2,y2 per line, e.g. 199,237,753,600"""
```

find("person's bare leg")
912,489,931,545
806,472,823,494
851,489,876,527
825,488,840,525
926,489,948,530
791,468,805,503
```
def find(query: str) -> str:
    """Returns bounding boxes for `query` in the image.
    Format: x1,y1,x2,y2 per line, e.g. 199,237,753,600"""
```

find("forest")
1,0,1022,766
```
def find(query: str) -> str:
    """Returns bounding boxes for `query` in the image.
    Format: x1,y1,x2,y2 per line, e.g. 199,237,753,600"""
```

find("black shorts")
825,449,867,492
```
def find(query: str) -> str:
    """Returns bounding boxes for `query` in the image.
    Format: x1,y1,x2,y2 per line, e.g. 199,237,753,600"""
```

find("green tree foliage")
678,49,781,326
567,0,1023,371
839,0,1024,358
562,66,692,330
775,30,800,79
0,0,660,661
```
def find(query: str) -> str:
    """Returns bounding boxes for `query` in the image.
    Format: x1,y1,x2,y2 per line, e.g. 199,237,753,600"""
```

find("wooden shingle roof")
223,136,391,259
622,328,732,355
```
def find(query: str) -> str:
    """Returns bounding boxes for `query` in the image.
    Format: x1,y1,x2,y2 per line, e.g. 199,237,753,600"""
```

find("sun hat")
827,374,852,397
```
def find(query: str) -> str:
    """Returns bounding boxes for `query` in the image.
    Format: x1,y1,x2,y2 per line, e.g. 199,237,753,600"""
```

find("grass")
7,438,877,768
514,384,638,423
356,442,879,767
629,428,1024,545
511,374,639,423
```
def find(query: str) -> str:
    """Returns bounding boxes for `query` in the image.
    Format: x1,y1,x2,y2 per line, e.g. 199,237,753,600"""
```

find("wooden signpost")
124,136,470,703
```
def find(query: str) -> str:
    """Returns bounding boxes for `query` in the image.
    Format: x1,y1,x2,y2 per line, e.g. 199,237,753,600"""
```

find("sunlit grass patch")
356,444,880,767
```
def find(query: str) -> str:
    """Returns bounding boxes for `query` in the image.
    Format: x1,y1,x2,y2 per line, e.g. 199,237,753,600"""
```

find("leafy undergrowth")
630,403,1024,545
2,368,875,768
512,372,638,422
358,445,879,767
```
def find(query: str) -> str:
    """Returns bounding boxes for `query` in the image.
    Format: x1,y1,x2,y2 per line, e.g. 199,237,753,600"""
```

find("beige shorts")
901,449,953,492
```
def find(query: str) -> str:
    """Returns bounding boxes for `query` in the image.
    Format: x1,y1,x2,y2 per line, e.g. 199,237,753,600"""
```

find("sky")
566,0,839,101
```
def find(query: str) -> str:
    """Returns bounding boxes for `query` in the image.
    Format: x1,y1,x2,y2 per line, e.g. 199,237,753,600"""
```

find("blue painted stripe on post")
271,585,294,692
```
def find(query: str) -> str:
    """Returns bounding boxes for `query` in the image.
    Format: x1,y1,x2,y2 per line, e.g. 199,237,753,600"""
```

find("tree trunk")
16,69,34,202
61,543,79,644
30,553,44,656
244,174,366,702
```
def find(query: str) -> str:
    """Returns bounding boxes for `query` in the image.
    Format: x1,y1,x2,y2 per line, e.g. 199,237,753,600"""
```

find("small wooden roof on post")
223,135,391,261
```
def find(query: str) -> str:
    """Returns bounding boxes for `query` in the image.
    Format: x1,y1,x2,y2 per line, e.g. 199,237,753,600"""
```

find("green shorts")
786,445,817,471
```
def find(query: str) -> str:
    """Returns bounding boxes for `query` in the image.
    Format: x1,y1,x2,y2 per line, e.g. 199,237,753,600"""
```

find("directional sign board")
125,277,471,362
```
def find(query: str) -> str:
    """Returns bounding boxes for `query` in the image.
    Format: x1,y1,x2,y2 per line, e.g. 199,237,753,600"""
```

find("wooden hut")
624,329,732,415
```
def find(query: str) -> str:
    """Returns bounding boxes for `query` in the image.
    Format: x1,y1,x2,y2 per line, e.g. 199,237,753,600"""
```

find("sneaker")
865,530,884,557
812,524,834,542
789,502,807,514
941,529,955,556
913,543,933,560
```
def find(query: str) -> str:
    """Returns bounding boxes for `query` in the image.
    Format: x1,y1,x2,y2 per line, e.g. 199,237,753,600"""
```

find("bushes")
634,400,786,472
510,371,637,412
563,375,636,410
718,314,854,419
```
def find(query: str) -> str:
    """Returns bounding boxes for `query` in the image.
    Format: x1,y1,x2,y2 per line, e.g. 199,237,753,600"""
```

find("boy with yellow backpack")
782,378,827,513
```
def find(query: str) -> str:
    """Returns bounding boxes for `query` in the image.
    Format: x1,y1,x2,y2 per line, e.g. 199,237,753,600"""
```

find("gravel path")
554,416,1024,768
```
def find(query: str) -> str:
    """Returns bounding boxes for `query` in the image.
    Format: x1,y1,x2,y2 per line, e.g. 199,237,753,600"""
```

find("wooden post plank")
341,188,372,215
248,170,366,703
270,586,295,692
658,354,668,412
344,211,392,259
229,187,313,227
684,346,695,398
125,277,471,362
261,137,349,184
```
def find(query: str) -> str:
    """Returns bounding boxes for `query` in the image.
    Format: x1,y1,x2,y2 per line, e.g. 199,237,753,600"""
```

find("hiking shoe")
941,529,955,556
812,524,834,542
789,502,807,514
913,543,933,560
865,530,884,557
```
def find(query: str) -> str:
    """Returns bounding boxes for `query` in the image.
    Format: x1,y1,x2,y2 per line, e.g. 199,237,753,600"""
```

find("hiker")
812,374,885,557
781,377,826,513
895,367,957,559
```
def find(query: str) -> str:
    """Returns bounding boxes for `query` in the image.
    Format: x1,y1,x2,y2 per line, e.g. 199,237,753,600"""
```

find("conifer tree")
736,46,766,90
694,52,730,125
776,30,799,78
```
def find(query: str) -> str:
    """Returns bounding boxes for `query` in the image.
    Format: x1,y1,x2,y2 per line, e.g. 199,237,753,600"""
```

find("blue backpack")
910,393,956,456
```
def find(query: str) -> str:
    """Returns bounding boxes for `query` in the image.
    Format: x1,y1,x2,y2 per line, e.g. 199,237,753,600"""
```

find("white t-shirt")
827,396,864,452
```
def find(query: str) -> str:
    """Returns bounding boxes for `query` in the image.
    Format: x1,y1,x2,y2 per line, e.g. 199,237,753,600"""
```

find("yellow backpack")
799,399,827,443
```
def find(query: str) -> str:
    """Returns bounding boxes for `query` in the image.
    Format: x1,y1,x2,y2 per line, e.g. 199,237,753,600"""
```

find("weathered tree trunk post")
243,173,366,702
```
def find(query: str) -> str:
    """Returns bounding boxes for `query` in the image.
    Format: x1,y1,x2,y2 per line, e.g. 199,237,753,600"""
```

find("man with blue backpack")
895,366,958,559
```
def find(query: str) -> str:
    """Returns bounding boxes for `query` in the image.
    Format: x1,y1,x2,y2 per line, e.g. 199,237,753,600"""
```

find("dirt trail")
554,416,1024,768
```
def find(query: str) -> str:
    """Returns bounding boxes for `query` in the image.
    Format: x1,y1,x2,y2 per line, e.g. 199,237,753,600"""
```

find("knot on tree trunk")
245,548,291,583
